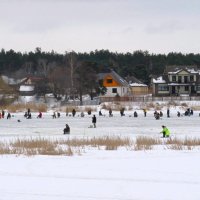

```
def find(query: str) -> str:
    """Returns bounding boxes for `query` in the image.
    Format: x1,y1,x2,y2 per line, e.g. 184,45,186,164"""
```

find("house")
152,65,200,96
125,76,149,96
19,85,35,96
98,70,130,97
18,76,46,96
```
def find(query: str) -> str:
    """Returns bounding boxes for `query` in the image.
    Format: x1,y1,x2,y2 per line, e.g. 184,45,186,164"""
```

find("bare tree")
74,61,98,105
48,66,71,100
64,52,78,100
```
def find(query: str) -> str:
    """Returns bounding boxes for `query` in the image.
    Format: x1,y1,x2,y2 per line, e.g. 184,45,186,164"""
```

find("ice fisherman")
72,109,76,117
37,112,42,118
92,115,97,128
109,108,113,117
120,108,125,116
143,109,147,117
63,124,70,134
167,108,170,118
134,111,138,117
160,125,170,138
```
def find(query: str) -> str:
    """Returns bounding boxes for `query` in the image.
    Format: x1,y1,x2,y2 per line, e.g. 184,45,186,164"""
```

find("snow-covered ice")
0,108,200,200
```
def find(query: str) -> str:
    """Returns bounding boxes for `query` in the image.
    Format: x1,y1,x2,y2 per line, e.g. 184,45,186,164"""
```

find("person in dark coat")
109,108,113,117
143,109,147,117
120,108,125,116
177,111,180,117
63,124,70,134
72,109,76,117
2,110,5,118
27,108,31,116
134,111,138,117
57,112,60,118
27,113,32,119
24,112,28,118
92,115,97,128
167,108,170,118
7,112,11,119
52,112,56,119
99,110,103,116
155,112,160,120
88,110,91,115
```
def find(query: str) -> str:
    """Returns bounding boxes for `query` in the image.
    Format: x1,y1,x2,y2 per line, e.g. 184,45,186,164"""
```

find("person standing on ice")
143,109,147,117
160,125,170,138
109,108,113,117
167,108,170,118
92,115,97,128
72,109,76,117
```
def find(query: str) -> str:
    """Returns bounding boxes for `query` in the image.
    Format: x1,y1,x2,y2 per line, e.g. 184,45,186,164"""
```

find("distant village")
1,65,200,106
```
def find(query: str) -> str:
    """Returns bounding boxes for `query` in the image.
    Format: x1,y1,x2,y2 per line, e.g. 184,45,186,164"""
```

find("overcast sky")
0,0,200,54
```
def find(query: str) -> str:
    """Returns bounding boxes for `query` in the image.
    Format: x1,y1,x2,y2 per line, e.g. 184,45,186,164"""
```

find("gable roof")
152,76,167,84
1,75,26,85
125,76,147,87
19,85,35,92
164,65,199,74
98,70,129,87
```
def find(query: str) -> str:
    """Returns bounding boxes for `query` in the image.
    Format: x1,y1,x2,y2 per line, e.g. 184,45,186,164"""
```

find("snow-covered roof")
19,85,34,92
130,83,147,87
168,83,190,86
165,66,199,74
1,75,26,85
152,76,166,84
98,70,129,87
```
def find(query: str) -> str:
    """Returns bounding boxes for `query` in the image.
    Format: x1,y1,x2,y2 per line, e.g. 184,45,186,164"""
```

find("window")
158,85,169,91
172,76,176,82
197,85,200,91
178,76,182,83
185,86,189,91
112,88,117,93
190,75,194,82
184,76,188,83
107,79,113,83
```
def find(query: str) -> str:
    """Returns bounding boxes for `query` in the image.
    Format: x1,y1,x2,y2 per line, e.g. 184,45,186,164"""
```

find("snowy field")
0,107,200,200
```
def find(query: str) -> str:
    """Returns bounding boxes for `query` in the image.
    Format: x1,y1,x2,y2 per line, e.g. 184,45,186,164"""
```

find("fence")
99,96,200,103
61,99,100,106
55,96,200,106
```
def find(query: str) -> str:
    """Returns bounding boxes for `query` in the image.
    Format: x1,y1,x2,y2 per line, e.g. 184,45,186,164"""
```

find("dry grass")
1,136,200,156
134,136,162,151
65,106,97,113
166,137,200,148
181,103,188,107
4,103,47,112
191,106,200,111
101,102,128,111
0,136,132,156
84,106,97,112
58,136,132,150
144,102,164,111
166,137,200,150
0,138,74,156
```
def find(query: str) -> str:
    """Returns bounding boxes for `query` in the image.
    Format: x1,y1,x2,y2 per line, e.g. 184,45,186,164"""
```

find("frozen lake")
0,109,200,139
0,108,200,200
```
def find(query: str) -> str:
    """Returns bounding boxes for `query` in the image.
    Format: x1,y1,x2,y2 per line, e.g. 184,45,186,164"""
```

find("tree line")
1,48,200,102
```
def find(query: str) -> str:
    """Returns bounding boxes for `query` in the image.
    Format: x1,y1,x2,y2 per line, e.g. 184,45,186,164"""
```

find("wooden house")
98,70,130,97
